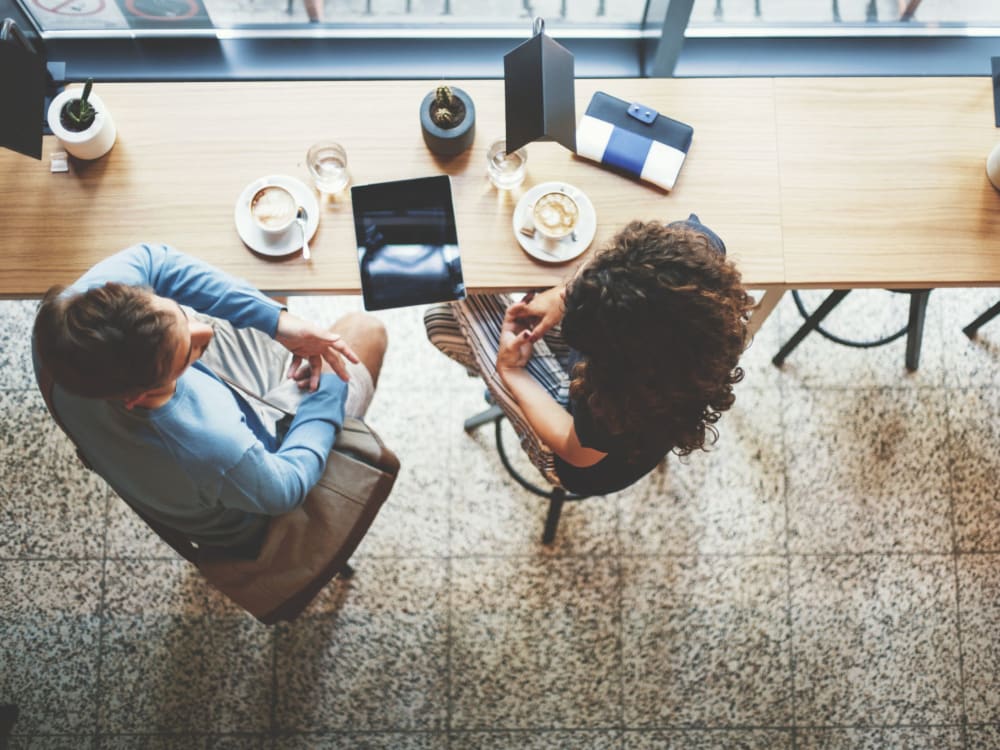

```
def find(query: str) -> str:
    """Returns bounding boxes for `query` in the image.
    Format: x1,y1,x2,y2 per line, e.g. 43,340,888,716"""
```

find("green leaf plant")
62,78,97,132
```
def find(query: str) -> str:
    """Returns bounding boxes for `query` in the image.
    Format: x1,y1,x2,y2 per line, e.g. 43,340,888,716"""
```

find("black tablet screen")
351,175,466,311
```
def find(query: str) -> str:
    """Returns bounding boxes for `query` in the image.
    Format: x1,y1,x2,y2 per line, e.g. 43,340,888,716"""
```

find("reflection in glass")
353,176,465,312
22,0,649,34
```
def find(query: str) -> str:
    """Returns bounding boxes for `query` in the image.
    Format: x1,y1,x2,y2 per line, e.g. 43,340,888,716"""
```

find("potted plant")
46,78,117,161
420,84,475,156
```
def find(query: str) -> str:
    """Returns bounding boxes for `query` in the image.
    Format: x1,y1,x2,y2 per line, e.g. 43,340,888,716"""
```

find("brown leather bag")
38,366,399,625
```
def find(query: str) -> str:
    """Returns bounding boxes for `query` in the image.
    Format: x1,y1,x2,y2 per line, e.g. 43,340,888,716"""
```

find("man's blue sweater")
34,244,347,548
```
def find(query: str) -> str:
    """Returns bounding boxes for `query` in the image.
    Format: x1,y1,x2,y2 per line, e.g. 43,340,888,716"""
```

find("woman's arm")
497,366,606,468
496,307,606,469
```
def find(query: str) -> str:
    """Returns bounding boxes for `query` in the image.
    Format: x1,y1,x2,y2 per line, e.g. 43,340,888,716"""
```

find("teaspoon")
296,206,310,261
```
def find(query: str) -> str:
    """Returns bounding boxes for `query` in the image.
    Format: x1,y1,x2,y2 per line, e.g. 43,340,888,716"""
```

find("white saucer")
513,181,597,264
235,175,320,257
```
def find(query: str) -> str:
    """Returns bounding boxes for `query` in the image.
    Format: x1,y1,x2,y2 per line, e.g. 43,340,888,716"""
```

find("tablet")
351,175,467,311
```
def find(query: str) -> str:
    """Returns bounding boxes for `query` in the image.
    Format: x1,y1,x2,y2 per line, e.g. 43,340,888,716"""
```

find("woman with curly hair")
424,214,754,496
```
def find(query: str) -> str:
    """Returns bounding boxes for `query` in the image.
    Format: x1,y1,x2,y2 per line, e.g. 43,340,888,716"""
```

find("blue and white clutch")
576,91,694,191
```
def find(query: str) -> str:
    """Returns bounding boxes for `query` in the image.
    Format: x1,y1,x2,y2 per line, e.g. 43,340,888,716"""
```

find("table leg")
773,289,850,367
746,286,785,339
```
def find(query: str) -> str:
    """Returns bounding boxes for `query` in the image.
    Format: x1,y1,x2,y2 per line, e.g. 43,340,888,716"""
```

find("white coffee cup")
250,185,297,237
532,191,579,242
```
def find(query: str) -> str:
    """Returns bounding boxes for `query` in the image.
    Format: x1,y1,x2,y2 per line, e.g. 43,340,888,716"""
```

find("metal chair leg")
542,489,565,545
464,404,587,544
464,404,503,433
905,290,931,371
773,289,851,366
963,299,1000,338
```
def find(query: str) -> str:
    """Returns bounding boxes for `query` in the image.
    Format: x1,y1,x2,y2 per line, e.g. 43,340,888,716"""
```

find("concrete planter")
420,87,476,156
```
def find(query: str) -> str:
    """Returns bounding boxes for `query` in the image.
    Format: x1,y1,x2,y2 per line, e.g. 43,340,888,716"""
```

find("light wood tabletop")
7,75,1000,334
775,77,1000,289
0,78,784,299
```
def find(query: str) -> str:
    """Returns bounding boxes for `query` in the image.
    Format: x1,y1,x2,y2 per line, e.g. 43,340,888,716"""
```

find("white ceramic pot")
46,88,117,161
987,142,1000,191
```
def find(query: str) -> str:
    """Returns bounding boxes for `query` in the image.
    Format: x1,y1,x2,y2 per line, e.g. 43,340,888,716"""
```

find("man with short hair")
33,243,387,557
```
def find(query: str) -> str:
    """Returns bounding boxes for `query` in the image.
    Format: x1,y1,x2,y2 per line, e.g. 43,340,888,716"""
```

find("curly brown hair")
560,220,754,459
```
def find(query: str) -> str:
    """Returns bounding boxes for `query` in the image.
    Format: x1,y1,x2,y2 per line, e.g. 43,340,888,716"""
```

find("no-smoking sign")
116,0,211,27
33,0,106,16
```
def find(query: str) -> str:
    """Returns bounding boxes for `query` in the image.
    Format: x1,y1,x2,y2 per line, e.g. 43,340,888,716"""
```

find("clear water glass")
306,141,350,194
486,139,527,189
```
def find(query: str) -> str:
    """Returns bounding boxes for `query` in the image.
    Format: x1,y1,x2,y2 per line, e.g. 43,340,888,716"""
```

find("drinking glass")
486,139,527,190
306,141,350,194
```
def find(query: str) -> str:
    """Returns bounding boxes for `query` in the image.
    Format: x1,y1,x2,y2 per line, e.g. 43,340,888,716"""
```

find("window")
22,0,649,36
687,0,1000,32
14,0,1000,78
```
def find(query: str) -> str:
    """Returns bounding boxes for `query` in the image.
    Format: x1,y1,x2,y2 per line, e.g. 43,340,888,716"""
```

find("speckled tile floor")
3,286,1000,749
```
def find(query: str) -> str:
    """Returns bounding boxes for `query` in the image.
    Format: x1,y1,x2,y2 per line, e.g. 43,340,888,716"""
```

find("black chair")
464,401,590,545
773,289,932,372
963,300,1000,338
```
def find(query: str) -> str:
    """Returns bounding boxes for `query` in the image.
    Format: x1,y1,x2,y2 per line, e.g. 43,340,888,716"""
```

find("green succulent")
63,78,97,131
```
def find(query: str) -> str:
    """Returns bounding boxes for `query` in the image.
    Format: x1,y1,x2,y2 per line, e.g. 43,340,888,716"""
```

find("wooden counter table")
775,77,1000,290
0,78,784,334
9,76,1000,336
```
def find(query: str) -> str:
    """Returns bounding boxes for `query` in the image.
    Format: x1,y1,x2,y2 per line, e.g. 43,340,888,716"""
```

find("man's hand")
275,311,360,391
288,357,338,391
497,305,534,370
506,285,566,343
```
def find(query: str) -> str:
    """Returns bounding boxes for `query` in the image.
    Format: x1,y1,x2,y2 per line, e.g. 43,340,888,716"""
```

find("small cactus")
432,107,456,127
62,78,97,131
434,85,454,110
430,85,464,129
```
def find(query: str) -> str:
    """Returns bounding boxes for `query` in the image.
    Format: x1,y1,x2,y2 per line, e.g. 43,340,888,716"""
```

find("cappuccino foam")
251,186,296,229
533,192,579,239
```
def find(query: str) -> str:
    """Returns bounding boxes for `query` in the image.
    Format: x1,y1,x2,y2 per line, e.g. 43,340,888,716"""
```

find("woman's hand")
275,311,360,391
497,306,534,370
506,285,566,342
